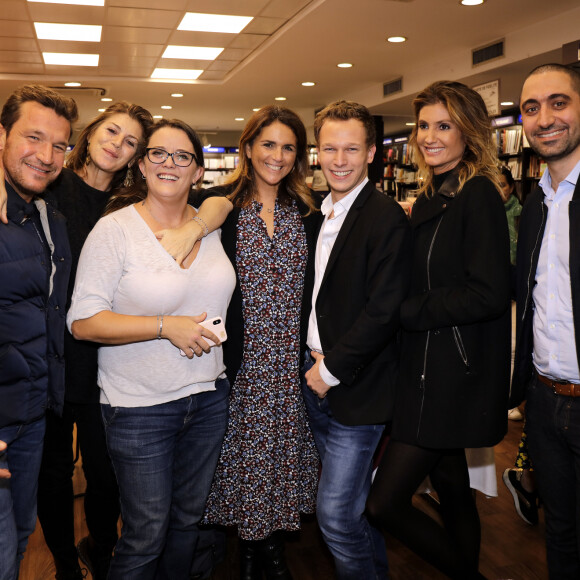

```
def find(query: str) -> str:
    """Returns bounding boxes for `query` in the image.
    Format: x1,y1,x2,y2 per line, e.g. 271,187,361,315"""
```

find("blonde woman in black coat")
367,81,511,580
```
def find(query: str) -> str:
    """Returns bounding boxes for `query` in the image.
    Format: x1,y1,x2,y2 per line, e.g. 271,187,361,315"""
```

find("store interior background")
0,0,579,185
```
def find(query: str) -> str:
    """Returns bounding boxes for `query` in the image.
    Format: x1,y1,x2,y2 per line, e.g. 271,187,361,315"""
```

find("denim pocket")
100,403,119,427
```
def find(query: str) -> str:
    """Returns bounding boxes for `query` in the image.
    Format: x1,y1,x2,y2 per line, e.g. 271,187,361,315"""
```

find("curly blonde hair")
410,81,501,197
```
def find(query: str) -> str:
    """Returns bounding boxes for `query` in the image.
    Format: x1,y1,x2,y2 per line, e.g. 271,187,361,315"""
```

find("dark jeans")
526,373,580,579
102,379,230,580
301,351,388,580
0,417,45,580
37,402,119,567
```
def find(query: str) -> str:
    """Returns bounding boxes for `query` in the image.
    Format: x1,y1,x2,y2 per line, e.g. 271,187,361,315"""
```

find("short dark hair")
524,63,580,97
314,100,376,148
0,84,78,138
500,166,515,187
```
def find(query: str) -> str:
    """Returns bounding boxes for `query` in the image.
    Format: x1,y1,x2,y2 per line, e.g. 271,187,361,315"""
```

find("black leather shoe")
240,539,263,580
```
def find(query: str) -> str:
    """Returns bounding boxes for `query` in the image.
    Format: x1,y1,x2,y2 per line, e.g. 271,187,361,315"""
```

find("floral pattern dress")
204,200,319,540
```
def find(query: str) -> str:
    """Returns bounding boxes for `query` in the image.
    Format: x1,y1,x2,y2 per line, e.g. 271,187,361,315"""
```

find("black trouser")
367,441,482,580
37,402,120,567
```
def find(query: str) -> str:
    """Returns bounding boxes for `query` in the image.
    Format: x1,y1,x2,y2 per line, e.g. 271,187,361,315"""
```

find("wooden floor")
20,413,546,580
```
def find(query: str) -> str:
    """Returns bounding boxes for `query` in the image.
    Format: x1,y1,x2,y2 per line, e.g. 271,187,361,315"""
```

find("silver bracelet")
157,315,164,339
192,215,209,238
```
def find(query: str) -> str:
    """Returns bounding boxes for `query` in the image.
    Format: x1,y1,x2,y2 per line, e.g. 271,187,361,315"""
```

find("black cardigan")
510,176,580,407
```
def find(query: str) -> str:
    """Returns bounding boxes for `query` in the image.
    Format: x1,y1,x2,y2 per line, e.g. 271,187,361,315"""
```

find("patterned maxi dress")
204,199,319,540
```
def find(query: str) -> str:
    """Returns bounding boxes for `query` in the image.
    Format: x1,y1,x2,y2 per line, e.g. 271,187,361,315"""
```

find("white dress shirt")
532,159,580,382
307,177,369,385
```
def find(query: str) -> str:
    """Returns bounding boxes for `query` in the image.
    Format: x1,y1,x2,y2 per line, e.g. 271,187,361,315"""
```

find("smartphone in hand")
199,316,227,347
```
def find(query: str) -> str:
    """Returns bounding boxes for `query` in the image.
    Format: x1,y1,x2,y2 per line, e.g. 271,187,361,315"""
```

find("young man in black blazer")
302,100,411,579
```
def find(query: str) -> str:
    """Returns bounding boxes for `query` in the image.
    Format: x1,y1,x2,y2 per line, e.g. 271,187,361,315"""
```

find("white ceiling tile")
219,47,252,60
260,0,311,19
101,26,171,44
184,0,269,16
0,20,35,37
0,50,43,64
27,4,105,25
198,69,229,81
169,30,234,47
106,7,182,29
205,59,237,72
243,16,285,34
228,33,267,50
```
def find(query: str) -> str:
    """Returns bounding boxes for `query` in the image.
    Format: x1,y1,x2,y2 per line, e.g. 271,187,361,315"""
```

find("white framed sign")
473,79,500,116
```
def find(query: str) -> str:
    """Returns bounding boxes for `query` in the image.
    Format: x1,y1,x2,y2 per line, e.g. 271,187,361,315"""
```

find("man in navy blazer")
302,100,411,579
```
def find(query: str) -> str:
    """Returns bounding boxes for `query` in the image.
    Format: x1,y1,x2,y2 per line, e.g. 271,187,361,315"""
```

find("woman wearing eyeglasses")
67,119,236,580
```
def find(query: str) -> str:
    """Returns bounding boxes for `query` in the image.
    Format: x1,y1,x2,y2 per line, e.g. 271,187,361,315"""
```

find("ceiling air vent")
472,40,504,66
383,78,402,97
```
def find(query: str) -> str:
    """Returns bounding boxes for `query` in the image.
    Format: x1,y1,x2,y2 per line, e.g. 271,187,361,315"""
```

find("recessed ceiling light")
252,108,261,112
274,97,287,101
43,53,99,66
28,0,105,5
151,68,203,80
337,63,353,68
101,97,112,102
97,108,105,112
171,93,184,98
235,117,245,121
162,46,224,61
161,105,172,110
405,122,416,126
178,13,253,34
153,115,163,119
64,82,81,87
387,36,407,43
34,22,102,42
501,101,514,106
460,0,484,5
301,82,315,87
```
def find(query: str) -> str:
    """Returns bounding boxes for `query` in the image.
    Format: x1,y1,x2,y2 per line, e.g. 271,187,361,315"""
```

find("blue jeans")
301,352,388,580
0,417,46,580
526,373,580,579
102,378,230,580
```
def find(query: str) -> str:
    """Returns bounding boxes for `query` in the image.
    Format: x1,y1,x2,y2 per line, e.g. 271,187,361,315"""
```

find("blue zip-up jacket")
0,181,71,427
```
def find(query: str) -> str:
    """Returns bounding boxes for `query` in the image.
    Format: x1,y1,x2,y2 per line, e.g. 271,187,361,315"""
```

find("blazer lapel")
318,182,373,291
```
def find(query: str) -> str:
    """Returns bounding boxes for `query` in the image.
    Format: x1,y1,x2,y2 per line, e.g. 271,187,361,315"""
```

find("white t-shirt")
67,205,236,407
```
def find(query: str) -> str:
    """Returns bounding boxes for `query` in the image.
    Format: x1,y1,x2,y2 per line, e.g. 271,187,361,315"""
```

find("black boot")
240,539,263,580
54,558,86,580
258,532,292,580
77,535,112,580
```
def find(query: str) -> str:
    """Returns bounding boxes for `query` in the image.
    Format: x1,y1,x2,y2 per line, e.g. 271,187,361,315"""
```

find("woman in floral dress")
202,106,320,580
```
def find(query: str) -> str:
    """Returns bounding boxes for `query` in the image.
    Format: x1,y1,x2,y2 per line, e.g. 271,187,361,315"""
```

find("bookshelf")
383,134,418,200
493,113,543,201
202,146,239,188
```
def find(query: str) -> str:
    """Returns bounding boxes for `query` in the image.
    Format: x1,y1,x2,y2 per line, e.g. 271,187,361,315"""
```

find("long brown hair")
226,105,316,213
410,81,501,196
105,118,204,215
67,101,153,192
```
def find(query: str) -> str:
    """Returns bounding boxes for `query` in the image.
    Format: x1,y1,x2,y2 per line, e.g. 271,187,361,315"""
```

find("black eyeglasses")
145,147,197,167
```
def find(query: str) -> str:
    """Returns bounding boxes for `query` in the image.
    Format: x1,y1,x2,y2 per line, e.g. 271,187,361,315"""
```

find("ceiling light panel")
43,52,99,65
151,68,203,80
34,22,102,42
178,13,253,34
162,46,224,60
28,0,105,5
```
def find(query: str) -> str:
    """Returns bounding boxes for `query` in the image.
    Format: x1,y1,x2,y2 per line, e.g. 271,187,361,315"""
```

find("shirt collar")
6,179,38,224
539,158,580,200
320,177,369,218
